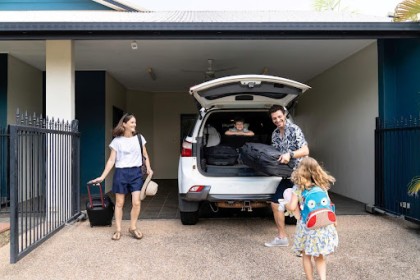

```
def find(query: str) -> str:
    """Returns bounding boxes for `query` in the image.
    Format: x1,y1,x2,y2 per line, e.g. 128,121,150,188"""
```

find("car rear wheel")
180,211,199,225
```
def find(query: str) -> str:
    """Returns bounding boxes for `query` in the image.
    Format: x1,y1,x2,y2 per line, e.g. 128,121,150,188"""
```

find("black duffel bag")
240,143,293,177
205,145,239,166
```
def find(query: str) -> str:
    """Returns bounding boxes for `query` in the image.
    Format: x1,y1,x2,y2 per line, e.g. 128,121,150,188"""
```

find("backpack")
300,186,336,229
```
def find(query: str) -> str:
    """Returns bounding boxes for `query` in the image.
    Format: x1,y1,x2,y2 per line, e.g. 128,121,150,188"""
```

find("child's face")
234,121,244,131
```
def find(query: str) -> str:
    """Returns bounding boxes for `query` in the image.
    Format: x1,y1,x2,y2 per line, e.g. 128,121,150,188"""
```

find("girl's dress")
292,189,339,257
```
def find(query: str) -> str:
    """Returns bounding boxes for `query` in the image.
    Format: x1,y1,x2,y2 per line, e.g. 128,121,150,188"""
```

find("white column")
45,40,75,121
45,40,74,223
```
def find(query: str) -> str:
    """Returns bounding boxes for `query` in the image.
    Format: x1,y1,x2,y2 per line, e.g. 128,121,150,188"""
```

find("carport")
0,10,419,214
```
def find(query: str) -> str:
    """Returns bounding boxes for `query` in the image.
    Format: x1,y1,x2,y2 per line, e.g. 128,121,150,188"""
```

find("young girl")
285,157,338,280
90,113,153,241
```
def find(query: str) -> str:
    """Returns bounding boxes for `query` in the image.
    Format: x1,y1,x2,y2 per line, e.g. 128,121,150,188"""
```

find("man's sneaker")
264,237,289,247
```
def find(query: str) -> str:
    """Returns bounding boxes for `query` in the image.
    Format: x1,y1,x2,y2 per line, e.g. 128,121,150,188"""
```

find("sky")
129,0,402,18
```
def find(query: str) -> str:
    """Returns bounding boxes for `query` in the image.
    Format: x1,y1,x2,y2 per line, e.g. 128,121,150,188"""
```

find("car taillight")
189,185,205,192
181,140,192,157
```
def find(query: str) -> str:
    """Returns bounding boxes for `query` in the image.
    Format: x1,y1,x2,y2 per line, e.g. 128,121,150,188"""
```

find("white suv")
178,75,310,225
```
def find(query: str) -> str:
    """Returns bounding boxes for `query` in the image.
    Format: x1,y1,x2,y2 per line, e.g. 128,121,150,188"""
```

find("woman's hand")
89,177,103,184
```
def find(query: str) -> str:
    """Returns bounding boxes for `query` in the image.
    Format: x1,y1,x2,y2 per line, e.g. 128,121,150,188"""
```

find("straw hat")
140,173,158,201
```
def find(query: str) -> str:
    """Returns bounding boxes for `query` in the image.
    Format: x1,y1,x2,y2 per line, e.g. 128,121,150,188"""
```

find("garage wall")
295,42,378,205
104,73,126,192
125,90,196,179
126,89,154,164
7,55,43,123
152,92,196,178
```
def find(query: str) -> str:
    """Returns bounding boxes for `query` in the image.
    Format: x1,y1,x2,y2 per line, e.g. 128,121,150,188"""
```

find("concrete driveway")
0,214,419,280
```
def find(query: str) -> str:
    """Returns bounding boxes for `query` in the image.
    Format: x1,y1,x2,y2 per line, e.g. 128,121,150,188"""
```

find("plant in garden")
407,176,420,196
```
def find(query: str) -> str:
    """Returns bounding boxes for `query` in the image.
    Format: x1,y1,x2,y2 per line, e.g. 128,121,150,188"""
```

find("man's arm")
279,144,309,164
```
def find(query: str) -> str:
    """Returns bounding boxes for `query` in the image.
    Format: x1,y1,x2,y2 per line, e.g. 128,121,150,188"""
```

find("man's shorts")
112,167,143,194
271,178,294,203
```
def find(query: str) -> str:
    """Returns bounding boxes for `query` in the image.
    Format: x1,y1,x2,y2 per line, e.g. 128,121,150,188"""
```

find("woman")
91,113,153,240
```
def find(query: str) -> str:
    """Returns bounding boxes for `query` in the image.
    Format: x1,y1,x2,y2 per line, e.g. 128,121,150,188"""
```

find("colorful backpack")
300,186,336,229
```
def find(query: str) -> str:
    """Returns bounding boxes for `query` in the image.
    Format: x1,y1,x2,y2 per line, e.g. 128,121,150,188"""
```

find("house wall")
104,73,126,192
126,90,196,179
75,71,106,195
295,42,378,205
378,38,420,120
152,92,196,178
0,0,111,10
0,55,7,127
126,90,154,170
7,55,43,123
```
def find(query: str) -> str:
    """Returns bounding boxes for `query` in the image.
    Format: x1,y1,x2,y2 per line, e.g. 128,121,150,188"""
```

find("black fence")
375,116,420,223
9,111,80,263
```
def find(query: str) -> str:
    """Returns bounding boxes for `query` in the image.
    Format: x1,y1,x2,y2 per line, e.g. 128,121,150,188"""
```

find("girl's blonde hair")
291,157,335,191
112,113,137,137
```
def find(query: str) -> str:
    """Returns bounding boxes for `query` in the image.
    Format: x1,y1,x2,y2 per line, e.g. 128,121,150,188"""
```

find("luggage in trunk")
86,183,115,227
205,145,239,166
240,143,293,177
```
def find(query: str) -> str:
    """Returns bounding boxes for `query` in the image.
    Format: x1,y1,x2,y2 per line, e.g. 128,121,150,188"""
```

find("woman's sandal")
112,231,121,241
128,228,143,239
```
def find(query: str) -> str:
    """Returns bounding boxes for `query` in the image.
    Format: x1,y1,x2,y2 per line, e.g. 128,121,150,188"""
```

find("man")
264,105,309,247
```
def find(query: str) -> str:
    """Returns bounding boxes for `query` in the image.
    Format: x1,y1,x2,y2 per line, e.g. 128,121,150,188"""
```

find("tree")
393,0,420,22
313,0,355,13
313,0,341,11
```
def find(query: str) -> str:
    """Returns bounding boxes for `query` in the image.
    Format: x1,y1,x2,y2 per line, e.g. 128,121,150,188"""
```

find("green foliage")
393,0,420,22
407,176,420,196
313,0,342,11
312,0,356,13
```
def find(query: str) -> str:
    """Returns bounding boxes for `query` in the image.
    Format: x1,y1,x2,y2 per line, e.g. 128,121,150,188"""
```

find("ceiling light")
147,67,156,80
131,41,138,50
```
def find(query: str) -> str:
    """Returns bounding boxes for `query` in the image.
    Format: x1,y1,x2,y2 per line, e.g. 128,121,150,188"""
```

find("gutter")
0,22,419,40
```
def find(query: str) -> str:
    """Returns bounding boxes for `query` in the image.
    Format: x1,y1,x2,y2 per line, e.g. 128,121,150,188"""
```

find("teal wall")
378,39,420,121
0,54,6,199
0,0,112,10
377,39,420,222
0,55,6,127
75,71,106,194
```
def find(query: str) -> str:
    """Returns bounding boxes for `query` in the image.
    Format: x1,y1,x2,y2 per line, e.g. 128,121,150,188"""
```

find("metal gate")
375,116,420,223
9,111,80,263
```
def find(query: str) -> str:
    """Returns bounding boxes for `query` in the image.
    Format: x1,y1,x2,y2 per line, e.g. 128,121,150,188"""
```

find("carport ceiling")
0,39,374,92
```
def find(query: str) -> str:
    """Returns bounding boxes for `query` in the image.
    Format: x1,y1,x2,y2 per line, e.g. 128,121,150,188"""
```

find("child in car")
225,117,254,136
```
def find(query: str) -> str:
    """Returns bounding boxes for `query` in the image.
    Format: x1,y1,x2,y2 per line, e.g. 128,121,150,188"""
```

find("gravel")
0,214,419,280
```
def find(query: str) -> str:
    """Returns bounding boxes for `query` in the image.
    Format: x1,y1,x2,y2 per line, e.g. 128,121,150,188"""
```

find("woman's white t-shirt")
109,135,146,168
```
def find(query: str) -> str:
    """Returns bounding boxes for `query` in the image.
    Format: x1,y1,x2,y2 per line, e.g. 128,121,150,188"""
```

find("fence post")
9,125,18,263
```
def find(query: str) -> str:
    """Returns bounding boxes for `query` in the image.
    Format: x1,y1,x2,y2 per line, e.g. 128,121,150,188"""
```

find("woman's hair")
291,157,336,191
112,113,136,137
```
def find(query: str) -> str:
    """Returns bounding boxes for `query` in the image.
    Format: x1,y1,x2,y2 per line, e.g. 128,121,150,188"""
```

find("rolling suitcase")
240,143,293,177
86,183,114,227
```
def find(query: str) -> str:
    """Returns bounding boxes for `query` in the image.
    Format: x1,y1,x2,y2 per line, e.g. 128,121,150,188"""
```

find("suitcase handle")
86,182,105,208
